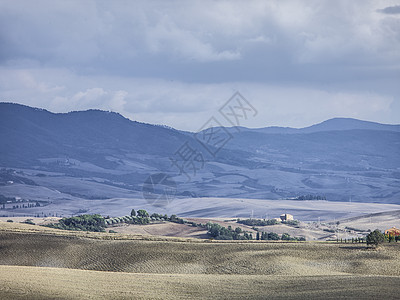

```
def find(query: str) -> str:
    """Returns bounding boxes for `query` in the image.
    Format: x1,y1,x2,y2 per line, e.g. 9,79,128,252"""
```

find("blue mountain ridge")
0,102,399,204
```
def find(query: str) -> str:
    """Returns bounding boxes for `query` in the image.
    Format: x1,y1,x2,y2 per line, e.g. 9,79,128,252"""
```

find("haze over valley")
1,103,399,220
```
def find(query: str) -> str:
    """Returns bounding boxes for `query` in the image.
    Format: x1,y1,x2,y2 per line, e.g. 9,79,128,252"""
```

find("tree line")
295,195,326,200
206,222,306,241
237,218,299,227
45,214,106,232
42,209,305,241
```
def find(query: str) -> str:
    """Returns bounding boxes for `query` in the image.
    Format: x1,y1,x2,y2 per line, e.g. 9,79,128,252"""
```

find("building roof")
385,227,400,235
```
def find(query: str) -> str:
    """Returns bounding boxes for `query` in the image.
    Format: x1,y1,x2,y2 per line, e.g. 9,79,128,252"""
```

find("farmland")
0,221,399,299
1,266,399,299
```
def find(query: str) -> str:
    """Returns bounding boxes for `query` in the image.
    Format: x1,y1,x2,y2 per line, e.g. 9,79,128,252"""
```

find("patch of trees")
276,232,305,241
12,202,39,209
295,194,326,200
366,229,385,247
21,219,35,225
105,210,189,226
259,232,280,240
237,219,279,226
282,220,300,226
365,229,399,246
206,222,306,241
206,222,251,240
46,214,106,232
344,226,365,233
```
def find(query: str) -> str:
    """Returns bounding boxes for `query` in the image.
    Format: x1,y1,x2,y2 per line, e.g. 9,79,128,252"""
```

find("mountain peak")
303,117,400,133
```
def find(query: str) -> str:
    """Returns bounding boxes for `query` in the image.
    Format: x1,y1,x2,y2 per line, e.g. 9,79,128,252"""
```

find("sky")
0,0,399,131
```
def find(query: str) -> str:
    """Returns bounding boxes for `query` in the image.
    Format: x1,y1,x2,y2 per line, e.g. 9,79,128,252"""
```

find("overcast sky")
0,0,399,130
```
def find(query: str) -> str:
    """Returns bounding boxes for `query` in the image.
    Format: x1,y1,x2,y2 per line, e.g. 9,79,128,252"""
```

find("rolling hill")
0,102,399,218
0,222,399,299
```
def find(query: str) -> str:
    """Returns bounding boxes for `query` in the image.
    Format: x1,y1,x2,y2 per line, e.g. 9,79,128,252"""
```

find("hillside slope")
0,103,399,211
1,266,399,300
0,224,399,299
0,226,399,276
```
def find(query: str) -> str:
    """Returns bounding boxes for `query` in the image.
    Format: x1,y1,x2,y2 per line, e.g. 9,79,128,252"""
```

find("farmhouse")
280,213,294,221
385,227,400,237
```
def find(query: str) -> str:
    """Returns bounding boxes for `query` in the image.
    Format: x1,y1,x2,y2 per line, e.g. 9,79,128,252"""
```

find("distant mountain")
301,117,400,133
0,102,193,167
0,102,399,214
235,118,400,134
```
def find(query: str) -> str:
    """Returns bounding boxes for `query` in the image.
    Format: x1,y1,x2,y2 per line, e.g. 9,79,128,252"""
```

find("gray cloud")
0,0,399,129
378,5,400,14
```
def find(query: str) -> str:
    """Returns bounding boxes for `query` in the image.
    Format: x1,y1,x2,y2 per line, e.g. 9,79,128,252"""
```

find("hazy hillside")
0,103,399,217
0,103,191,167
243,117,400,134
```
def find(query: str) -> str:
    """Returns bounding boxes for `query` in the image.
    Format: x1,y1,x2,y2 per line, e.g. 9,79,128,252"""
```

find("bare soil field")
0,216,60,225
0,221,399,298
112,222,208,238
337,210,400,232
1,265,399,300
1,228,399,276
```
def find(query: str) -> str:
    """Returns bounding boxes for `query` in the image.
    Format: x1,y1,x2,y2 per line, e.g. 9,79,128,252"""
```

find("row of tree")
237,219,279,226
295,195,327,200
105,210,191,226
237,218,299,227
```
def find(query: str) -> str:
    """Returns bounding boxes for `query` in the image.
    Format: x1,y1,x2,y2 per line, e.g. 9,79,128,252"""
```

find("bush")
6,219,13,222
267,232,279,240
168,215,186,224
137,209,149,218
366,229,385,247
151,213,163,219
22,219,35,225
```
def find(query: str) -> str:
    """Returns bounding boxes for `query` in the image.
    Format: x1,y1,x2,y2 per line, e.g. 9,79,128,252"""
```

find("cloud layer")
0,0,399,130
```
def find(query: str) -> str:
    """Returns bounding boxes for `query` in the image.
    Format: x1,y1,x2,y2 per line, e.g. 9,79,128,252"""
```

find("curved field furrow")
1,265,400,300
1,231,399,276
